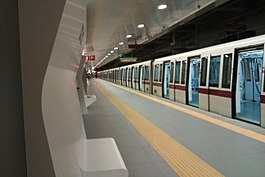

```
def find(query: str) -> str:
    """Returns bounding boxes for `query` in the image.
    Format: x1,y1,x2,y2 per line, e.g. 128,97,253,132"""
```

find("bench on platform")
84,95,97,108
80,138,128,177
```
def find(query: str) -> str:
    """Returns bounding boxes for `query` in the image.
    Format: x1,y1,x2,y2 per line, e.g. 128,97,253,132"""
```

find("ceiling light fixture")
126,34,132,38
114,47,118,50
158,4,167,9
119,42,124,45
108,53,111,56
137,24,145,28
110,50,114,53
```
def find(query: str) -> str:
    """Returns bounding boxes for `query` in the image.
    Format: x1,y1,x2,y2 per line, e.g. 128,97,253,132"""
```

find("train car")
130,61,152,93
120,66,127,86
99,34,265,128
154,34,265,127
152,56,175,101
114,67,121,85
131,62,142,91
119,61,152,93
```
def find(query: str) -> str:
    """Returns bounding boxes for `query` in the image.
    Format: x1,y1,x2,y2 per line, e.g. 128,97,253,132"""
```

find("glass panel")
154,65,159,81
123,69,126,81
175,61,181,83
200,57,208,86
181,61,186,84
263,70,265,92
159,64,163,82
246,60,251,81
145,66,149,80
170,62,174,83
222,54,232,88
209,56,221,87
135,67,138,79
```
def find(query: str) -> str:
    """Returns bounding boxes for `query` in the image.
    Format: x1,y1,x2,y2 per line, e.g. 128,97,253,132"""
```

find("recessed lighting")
126,34,132,38
119,42,124,45
110,50,114,53
114,47,119,50
137,24,145,28
108,53,111,56
158,4,167,9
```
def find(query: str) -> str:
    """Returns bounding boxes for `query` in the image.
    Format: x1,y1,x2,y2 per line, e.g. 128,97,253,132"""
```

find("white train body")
99,34,265,128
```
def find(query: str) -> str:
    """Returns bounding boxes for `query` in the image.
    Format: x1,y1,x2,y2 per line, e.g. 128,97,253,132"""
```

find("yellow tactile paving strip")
94,81,224,177
99,80,265,144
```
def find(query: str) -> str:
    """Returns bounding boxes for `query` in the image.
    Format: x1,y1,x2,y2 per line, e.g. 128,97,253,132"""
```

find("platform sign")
128,44,140,49
118,50,127,54
119,57,137,63
86,55,96,61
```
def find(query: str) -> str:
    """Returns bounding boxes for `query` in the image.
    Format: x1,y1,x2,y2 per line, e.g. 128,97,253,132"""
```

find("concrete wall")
0,1,27,176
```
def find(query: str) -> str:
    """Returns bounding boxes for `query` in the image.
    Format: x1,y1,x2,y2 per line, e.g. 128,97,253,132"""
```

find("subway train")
98,34,265,127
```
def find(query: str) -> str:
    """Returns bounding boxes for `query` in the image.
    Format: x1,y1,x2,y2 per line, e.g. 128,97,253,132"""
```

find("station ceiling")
85,0,265,70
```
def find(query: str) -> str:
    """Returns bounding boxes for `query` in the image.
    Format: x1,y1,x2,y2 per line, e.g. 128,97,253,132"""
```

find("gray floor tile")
83,79,265,177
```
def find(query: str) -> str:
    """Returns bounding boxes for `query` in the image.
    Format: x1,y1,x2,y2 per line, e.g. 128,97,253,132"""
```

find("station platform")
83,79,265,177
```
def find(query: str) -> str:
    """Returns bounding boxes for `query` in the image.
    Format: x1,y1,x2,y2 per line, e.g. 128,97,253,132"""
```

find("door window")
200,57,208,86
154,65,159,81
181,61,186,84
170,62,174,83
175,61,181,84
222,54,232,88
209,56,221,87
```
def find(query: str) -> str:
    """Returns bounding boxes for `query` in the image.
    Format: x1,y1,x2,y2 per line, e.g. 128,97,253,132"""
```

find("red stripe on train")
153,82,162,87
199,88,232,98
261,95,265,104
174,85,186,91
198,88,209,94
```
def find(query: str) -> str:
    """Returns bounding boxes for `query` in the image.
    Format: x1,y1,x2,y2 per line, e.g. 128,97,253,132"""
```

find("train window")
123,69,126,81
209,55,221,87
145,66,150,80
222,54,232,88
128,68,131,80
175,61,181,83
154,65,159,81
181,61,186,84
159,64,163,82
200,57,208,86
135,67,138,80
245,60,251,81
170,62,174,83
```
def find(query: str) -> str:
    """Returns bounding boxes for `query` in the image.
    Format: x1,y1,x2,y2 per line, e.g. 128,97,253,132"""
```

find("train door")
233,46,263,124
121,69,124,85
187,56,200,107
163,62,170,98
132,67,135,88
139,66,143,91
198,56,209,111
135,67,138,90
126,68,128,87
128,68,131,87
